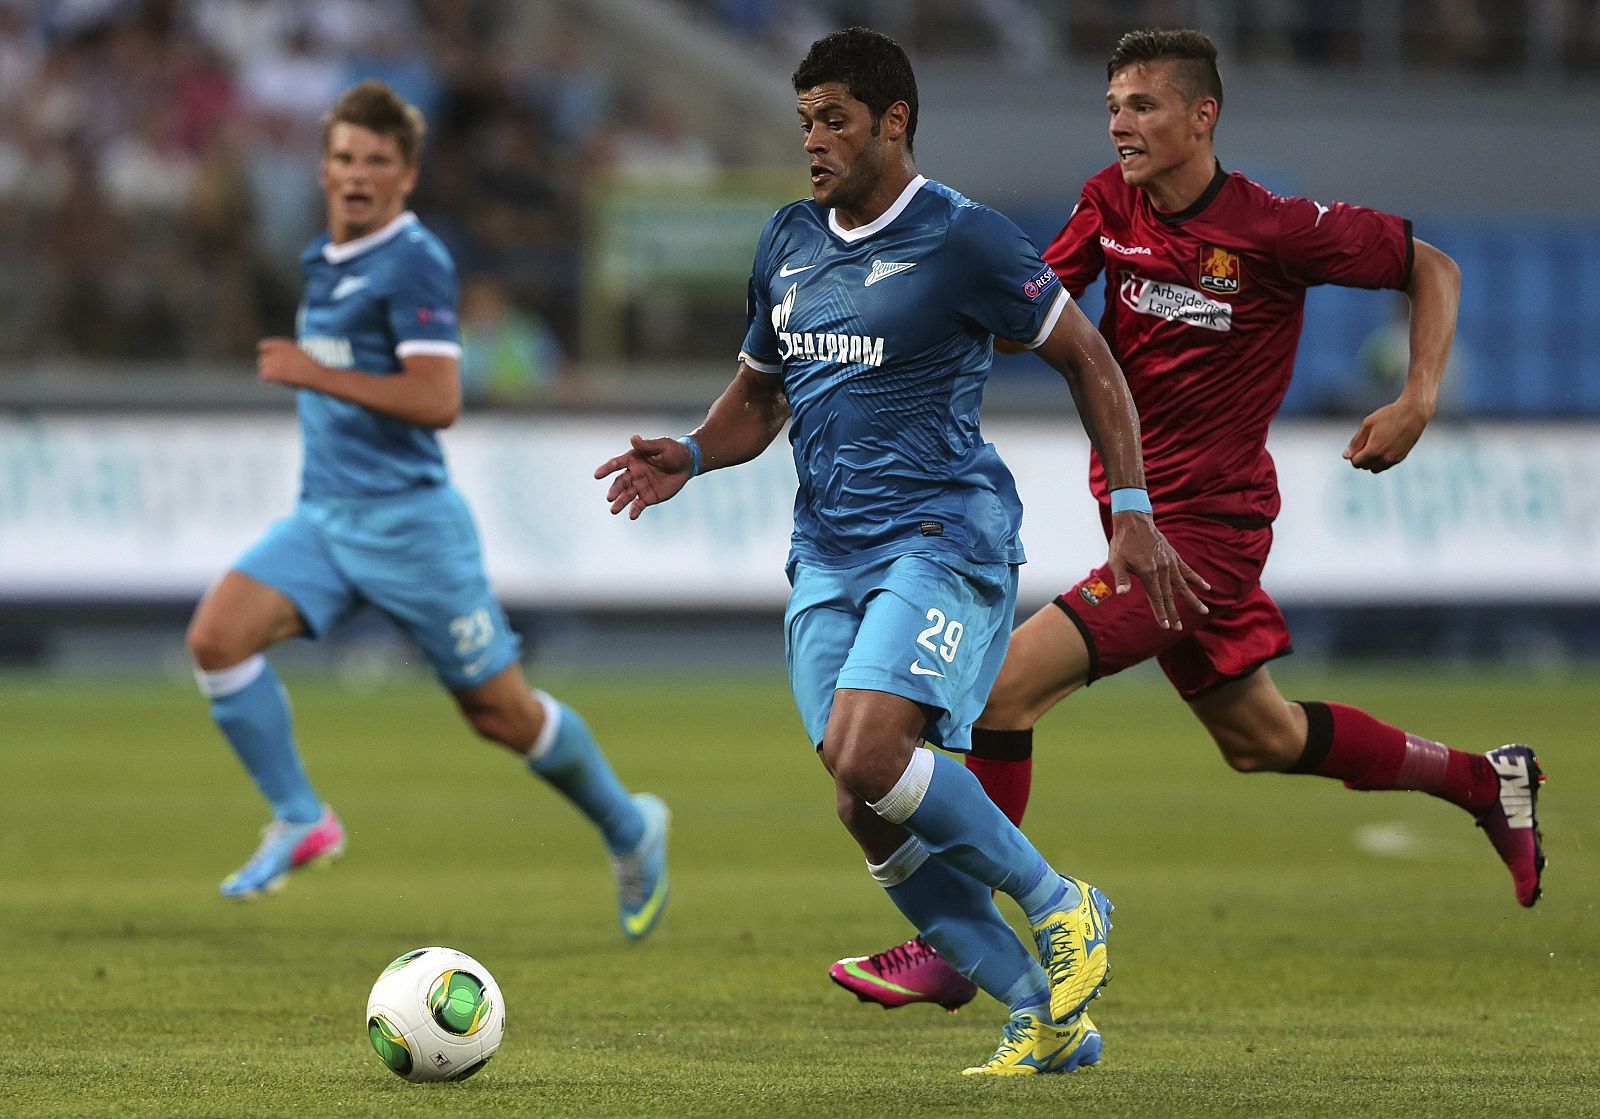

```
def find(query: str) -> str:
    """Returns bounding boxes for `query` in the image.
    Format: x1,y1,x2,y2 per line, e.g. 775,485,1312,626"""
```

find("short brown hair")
322,80,426,165
1107,28,1224,114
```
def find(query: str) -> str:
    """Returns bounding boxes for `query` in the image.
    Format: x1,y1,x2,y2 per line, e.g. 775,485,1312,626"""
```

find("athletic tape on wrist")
1109,487,1153,515
675,435,702,478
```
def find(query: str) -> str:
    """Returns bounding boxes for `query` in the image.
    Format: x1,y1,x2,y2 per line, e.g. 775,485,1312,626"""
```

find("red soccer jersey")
1045,163,1413,523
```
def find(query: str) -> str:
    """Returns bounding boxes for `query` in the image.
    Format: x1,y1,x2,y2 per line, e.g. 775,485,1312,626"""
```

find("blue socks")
526,693,645,855
872,838,1052,1014
197,656,321,824
872,748,1073,925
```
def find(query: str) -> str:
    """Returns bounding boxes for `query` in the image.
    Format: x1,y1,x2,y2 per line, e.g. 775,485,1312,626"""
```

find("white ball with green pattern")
365,946,506,1082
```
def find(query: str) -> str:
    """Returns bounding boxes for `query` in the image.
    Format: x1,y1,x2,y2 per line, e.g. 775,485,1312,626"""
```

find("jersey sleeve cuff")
396,340,463,359
739,351,782,375
1025,287,1072,350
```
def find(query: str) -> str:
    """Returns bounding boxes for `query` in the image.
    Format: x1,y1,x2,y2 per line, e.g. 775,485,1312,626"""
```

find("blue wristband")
1109,487,1152,515
675,435,702,478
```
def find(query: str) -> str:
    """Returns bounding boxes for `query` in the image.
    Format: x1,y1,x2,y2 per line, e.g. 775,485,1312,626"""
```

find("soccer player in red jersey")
830,27,1545,1016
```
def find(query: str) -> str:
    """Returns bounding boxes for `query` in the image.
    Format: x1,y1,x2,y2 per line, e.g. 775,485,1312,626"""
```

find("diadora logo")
1490,753,1535,828
1099,235,1151,256
864,260,916,286
330,275,370,300
1119,273,1232,332
299,335,354,368
772,281,886,367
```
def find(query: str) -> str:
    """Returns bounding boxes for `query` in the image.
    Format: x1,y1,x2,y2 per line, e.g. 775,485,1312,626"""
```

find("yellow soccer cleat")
1030,877,1114,1024
961,1011,1102,1076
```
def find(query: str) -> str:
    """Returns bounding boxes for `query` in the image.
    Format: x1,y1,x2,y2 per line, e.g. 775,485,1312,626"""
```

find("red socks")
1291,701,1497,813
966,728,1034,826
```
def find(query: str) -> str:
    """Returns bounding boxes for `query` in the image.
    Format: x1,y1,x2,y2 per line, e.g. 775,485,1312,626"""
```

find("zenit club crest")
1197,245,1241,294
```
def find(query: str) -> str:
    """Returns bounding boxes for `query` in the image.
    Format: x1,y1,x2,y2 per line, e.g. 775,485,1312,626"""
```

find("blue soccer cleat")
220,805,346,898
611,793,670,940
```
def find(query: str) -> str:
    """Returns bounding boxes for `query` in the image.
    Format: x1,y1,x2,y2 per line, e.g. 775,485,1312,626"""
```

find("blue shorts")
233,485,521,690
785,551,1019,752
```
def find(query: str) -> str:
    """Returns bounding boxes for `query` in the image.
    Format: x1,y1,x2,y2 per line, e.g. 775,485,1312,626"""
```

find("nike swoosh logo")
908,661,944,678
622,877,669,938
330,275,370,300
779,263,816,277
839,961,921,998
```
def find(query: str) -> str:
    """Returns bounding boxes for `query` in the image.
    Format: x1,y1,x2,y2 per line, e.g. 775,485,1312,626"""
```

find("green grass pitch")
3,666,1597,1117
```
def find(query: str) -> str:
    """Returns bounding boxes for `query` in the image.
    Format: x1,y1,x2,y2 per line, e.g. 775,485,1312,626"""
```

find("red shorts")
1054,510,1292,700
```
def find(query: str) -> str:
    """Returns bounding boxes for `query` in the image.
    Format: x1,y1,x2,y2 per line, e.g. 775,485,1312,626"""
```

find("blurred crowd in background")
698,0,1600,72
0,0,704,399
0,0,1595,412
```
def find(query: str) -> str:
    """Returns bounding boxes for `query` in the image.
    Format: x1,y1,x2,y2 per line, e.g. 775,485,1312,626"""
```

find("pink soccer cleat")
829,936,977,1011
1476,745,1547,907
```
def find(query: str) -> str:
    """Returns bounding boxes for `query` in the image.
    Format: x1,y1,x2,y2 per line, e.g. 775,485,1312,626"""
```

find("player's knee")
463,705,535,753
460,689,542,754
186,614,244,671
825,739,899,804
980,670,1042,729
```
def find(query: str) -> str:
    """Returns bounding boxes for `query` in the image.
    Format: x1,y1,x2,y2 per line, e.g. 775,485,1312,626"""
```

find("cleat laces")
978,1017,1030,1067
867,937,936,975
611,856,647,910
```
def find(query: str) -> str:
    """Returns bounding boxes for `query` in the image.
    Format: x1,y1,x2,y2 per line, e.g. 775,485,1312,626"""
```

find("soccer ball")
365,946,505,1082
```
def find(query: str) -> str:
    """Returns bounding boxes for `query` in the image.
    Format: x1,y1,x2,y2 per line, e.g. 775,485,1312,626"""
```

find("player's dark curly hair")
1107,28,1224,114
322,79,427,166
792,27,918,154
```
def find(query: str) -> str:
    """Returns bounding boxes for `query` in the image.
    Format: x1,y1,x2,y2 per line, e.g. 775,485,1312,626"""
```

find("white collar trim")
828,175,927,243
322,210,417,263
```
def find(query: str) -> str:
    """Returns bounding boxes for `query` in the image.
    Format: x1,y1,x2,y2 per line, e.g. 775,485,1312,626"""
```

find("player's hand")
594,434,695,519
1343,398,1430,473
257,338,322,390
1107,511,1210,630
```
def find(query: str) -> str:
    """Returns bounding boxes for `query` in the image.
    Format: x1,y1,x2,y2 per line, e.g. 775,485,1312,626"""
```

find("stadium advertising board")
0,415,1596,605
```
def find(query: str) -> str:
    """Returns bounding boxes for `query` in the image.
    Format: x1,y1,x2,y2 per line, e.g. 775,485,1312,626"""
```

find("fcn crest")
1197,246,1241,294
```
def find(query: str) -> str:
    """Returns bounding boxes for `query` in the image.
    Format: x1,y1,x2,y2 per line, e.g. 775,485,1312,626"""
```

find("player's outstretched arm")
257,340,462,428
1344,238,1461,473
594,362,789,520
1031,300,1209,629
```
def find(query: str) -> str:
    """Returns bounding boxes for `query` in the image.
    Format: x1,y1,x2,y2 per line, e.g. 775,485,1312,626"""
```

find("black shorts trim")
1180,644,1295,701
1051,596,1101,684
1401,218,1415,287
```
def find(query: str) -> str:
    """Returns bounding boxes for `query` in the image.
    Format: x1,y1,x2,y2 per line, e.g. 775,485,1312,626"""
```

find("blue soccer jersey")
739,177,1070,568
294,210,463,498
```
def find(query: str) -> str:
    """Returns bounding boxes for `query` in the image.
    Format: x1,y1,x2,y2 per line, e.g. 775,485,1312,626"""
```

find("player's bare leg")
1190,667,1546,906
456,666,667,939
831,607,1098,1009
188,572,344,897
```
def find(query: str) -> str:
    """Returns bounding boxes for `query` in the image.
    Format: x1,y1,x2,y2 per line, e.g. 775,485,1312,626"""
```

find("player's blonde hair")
322,80,427,166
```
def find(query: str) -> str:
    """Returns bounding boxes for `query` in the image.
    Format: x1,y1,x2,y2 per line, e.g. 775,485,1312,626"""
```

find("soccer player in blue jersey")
597,29,1205,1074
186,81,670,941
